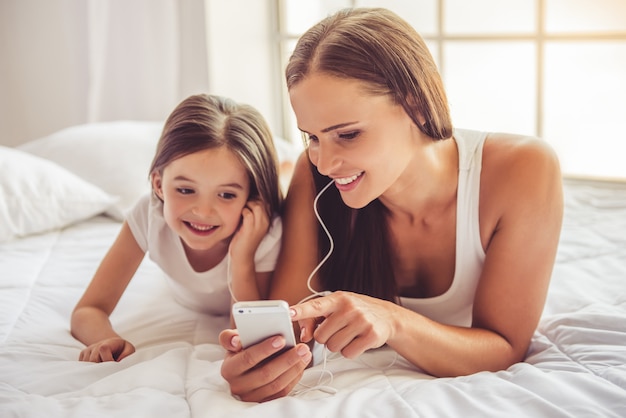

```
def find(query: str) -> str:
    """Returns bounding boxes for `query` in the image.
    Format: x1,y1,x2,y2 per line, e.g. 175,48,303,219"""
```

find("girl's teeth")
190,222,214,231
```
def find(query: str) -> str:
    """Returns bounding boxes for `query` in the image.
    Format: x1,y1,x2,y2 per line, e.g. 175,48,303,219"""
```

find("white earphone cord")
292,179,337,397
227,179,334,303
299,179,335,303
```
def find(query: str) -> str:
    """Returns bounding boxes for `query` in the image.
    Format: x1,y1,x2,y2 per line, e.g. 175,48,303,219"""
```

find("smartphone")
232,300,297,349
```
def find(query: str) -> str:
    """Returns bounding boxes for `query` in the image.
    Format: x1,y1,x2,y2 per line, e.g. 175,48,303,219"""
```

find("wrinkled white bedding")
1,178,625,417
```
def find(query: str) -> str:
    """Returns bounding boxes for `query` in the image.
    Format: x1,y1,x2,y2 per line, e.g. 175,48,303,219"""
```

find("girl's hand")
229,200,270,262
78,337,135,362
219,329,312,402
290,291,397,359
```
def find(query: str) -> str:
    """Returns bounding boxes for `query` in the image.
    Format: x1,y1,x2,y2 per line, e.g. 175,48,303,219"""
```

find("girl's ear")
151,172,164,200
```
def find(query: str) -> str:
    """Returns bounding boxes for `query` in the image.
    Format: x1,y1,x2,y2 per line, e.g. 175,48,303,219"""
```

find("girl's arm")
228,200,273,304
71,221,145,362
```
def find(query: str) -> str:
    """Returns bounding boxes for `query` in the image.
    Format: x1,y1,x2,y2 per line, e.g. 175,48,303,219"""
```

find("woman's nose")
310,140,340,176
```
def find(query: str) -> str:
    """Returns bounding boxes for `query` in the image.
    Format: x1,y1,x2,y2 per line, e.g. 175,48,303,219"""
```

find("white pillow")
18,121,164,221
0,146,117,242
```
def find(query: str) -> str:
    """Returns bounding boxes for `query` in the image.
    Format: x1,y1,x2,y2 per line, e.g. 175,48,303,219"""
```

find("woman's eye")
301,132,318,147
176,187,194,195
338,131,359,140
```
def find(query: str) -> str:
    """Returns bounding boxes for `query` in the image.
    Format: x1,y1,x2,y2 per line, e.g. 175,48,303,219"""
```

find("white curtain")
0,0,209,147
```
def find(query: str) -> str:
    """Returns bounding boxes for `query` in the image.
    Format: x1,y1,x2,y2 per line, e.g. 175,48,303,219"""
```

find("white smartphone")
232,300,297,349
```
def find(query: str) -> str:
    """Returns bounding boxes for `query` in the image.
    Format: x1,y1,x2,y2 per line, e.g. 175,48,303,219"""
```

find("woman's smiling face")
289,73,420,209
152,146,250,252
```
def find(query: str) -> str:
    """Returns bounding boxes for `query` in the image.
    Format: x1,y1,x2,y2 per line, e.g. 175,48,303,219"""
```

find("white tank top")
399,129,487,327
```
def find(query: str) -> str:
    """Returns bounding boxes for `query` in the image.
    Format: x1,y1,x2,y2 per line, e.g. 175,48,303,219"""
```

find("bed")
1,122,625,417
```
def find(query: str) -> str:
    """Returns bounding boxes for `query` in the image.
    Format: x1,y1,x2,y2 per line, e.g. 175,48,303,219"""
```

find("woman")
220,7,563,402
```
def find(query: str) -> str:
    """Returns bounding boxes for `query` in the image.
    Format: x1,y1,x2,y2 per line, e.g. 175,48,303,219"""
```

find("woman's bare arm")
291,136,564,376
270,152,322,306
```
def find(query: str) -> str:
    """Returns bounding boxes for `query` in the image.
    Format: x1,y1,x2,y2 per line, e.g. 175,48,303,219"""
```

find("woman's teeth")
335,172,363,185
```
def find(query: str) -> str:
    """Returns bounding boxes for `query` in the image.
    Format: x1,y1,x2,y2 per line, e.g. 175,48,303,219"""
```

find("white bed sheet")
1,178,625,418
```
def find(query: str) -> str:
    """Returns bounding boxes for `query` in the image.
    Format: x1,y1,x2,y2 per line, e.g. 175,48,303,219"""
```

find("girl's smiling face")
152,146,250,253
289,73,421,209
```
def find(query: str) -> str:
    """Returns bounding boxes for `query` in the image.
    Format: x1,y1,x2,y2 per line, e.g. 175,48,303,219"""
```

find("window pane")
355,0,438,35
425,40,440,69
443,42,536,135
544,41,626,179
283,0,351,34
445,0,536,34
546,0,626,33
282,38,303,146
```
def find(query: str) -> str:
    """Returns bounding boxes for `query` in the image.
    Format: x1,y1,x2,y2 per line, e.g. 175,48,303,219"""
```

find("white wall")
204,0,281,136
0,0,89,147
0,0,280,147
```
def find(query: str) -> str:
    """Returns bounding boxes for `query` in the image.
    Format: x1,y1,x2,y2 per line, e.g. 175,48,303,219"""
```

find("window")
276,0,626,180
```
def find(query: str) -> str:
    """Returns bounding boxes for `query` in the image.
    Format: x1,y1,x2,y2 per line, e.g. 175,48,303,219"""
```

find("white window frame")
274,0,626,179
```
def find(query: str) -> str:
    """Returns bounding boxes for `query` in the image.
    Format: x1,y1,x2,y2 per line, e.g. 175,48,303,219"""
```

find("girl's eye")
219,192,237,200
176,187,194,195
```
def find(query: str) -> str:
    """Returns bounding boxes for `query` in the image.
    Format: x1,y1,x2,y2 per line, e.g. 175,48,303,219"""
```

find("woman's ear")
402,94,427,128
411,95,428,122
151,172,164,200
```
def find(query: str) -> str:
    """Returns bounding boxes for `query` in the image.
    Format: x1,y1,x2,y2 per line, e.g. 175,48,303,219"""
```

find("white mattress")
1,178,625,417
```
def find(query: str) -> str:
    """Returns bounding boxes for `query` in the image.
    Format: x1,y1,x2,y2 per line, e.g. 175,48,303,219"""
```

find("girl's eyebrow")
219,183,245,190
173,175,195,182
173,176,245,190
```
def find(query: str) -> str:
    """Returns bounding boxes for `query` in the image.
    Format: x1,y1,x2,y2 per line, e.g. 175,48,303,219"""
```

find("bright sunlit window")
276,0,626,180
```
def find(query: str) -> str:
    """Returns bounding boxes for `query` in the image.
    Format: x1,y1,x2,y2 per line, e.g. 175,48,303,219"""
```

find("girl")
219,7,563,402
72,94,283,363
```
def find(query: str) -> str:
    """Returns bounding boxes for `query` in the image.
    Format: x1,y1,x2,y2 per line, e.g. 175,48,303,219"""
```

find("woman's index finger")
290,295,334,321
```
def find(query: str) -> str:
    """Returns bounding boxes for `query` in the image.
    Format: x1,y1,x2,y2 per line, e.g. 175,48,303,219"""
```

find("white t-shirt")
126,193,282,315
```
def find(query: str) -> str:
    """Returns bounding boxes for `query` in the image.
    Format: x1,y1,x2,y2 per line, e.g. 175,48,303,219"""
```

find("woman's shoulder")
482,132,560,186
485,131,556,153
479,132,562,222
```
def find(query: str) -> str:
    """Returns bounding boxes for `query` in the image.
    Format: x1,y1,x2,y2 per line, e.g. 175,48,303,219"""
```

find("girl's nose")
192,197,216,218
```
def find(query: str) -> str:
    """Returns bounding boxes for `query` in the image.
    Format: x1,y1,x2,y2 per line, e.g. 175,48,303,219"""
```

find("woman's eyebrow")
322,122,358,133
300,121,358,134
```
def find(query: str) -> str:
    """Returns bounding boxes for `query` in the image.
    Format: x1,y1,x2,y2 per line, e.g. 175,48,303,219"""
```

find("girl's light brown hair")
149,94,282,218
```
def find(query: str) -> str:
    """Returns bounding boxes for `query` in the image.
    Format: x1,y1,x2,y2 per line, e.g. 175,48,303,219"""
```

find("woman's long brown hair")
286,8,453,301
